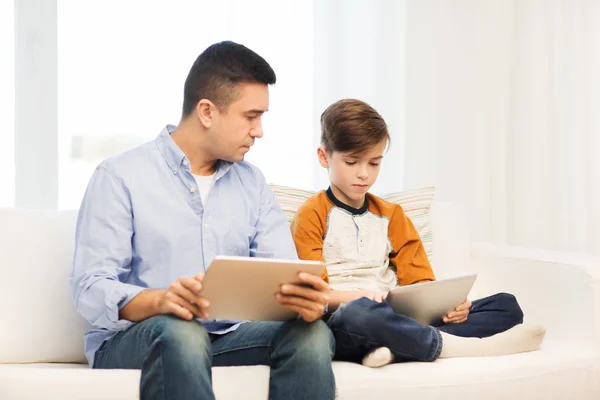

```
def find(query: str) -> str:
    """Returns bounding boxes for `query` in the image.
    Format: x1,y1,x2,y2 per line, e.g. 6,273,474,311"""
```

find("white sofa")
1,200,599,399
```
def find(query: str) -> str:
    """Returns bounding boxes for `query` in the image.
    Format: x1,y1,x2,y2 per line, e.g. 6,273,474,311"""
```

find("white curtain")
0,0,14,207
312,0,407,195
12,0,600,255
57,0,315,209
403,0,600,255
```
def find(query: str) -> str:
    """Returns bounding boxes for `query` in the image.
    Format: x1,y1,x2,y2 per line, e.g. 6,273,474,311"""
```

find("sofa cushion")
1,341,598,399
270,184,435,260
0,208,88,363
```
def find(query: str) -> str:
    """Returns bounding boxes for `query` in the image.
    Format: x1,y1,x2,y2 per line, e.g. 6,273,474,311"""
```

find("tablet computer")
198,256,326,321
386,273,477,325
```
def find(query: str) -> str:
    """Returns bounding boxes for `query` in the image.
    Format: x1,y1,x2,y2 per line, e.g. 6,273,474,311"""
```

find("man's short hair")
182,41,276,117
320,99,390,155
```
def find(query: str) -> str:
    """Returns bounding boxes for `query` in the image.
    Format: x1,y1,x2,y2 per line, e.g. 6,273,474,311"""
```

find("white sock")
362,346,394,368
439,323,546,358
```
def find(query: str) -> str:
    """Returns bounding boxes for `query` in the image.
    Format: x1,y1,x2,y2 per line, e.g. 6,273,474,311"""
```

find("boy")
291,99,545,367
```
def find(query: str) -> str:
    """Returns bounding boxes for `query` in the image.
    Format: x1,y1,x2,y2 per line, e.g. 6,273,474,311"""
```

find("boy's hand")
443,298,471,324
364,291,388,303
276,272,330,323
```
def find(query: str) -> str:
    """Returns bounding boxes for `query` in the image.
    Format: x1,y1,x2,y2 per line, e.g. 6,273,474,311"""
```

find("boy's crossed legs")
326,293,545,368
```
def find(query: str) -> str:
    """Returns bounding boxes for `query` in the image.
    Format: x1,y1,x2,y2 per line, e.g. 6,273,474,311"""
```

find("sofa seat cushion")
334,340,600,399
1,341,598,399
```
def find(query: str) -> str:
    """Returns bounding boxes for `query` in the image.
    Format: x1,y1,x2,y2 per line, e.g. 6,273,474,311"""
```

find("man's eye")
247,116,257,121
370,163,380,166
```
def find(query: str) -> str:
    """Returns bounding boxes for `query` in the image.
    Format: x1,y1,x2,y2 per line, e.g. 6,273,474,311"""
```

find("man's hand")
443,298,471,324
276,272,330,323
155,272,210,321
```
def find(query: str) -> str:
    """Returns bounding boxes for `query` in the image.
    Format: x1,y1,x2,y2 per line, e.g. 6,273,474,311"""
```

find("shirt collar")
326,187,369,216
155,124,233,181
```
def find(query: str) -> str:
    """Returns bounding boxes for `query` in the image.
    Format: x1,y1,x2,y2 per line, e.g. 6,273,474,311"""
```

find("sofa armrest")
469,242,600,342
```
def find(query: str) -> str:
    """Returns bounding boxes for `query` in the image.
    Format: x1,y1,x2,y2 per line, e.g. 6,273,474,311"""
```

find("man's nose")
250,124,263,138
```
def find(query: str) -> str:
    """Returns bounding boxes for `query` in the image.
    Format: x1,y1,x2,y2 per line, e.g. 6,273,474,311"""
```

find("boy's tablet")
386,274,477,325
198,256,326,321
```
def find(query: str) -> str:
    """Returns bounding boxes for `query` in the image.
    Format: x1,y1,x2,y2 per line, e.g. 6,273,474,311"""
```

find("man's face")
206,82,269,162
318,140,387,208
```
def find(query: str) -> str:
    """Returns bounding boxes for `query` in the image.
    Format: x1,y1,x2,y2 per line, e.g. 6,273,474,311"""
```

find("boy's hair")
182,41,276,118
320,99,390,155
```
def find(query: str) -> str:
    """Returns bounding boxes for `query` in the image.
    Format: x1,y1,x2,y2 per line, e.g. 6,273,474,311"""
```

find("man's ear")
196,99,215,128
317,146,329,168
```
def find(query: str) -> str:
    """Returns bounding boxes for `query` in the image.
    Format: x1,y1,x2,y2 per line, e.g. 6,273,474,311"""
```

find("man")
70,41,335,400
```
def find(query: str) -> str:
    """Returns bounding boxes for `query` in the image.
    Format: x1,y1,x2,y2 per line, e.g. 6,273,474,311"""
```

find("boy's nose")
357,167,368,179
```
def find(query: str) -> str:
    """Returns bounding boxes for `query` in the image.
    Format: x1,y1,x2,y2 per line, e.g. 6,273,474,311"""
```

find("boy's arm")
388,205,436,285
289,205,328,281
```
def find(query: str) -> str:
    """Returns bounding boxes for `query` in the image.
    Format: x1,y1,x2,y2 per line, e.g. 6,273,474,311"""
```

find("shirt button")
204,223,210,229
172,167,178,174
190,186,196,193
183,159,189,166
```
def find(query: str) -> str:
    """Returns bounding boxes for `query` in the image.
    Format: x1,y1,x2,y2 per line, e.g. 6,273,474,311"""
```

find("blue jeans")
93,315,336,400
326,292,524,363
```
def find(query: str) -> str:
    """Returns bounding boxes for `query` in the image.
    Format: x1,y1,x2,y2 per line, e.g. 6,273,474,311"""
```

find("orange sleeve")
289,193,330,282
387,204,436,286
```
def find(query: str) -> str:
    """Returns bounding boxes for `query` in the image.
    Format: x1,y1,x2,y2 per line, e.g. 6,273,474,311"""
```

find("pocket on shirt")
225,225,258,256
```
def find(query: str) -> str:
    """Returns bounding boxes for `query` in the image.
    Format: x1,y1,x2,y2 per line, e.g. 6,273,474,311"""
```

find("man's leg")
326,297,442,363
93,315,214,400
436,292,524,337
211,319,336,400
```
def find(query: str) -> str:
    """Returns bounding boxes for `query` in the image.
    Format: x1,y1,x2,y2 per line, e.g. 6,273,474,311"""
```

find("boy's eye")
345,161,356,166
370,163,380,166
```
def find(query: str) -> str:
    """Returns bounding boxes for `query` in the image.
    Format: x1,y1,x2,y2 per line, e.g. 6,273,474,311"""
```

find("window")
57,0,314,209
0,0,15,207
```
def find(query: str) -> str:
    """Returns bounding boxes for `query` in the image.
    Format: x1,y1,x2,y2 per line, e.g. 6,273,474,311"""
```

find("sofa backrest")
430,201,472,279
0,208,88,364
0,196,470,364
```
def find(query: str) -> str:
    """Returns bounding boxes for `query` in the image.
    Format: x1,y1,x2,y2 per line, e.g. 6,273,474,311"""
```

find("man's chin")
223,154,245,163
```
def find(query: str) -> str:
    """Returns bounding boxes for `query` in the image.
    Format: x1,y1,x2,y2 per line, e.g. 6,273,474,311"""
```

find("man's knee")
287,319,335,361
147,315,212,364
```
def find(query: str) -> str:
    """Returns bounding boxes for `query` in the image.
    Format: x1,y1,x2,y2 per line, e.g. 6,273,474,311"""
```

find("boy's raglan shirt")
290,188,435,292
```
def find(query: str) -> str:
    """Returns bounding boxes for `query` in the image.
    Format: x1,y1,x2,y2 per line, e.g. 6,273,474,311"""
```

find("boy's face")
318,140,387,208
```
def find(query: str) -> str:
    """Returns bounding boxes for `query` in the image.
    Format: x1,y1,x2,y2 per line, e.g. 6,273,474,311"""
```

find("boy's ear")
317,146,329,168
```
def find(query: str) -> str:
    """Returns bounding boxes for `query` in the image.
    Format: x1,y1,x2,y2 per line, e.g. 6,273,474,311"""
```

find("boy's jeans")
326,292,524,362
93,315,336,400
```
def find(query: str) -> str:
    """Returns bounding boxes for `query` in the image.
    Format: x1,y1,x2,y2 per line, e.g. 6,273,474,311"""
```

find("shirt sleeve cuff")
105,283,146,331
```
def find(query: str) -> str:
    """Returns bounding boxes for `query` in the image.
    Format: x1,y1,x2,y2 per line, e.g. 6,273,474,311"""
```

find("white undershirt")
193,173,216,205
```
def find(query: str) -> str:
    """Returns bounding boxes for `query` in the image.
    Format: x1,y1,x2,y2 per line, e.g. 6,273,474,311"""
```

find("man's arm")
69,165,145,331
120,275,210,322
69,166,210,327
249,179,300,260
